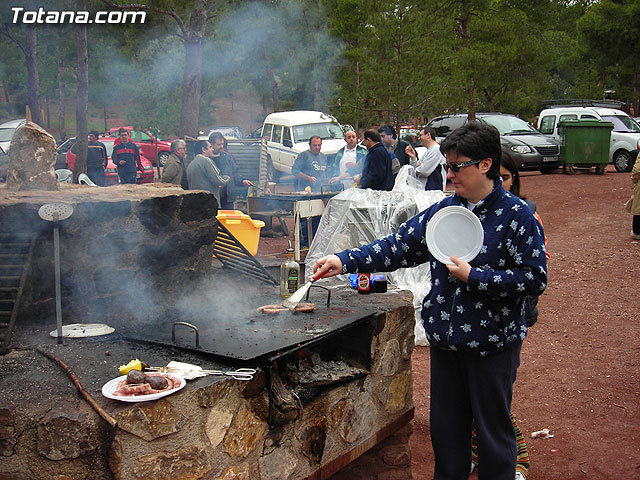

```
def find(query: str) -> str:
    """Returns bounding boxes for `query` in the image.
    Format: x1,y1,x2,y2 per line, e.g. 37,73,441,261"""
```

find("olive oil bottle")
280,243,300,298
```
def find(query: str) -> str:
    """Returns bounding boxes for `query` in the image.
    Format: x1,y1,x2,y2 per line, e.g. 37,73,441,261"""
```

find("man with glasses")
405,126,447,191
312,121,547,480
161,139,188,189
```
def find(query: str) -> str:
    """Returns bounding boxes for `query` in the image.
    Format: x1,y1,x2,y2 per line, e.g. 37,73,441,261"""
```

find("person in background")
354,129,394,191
624,152,640,240
313,122,547,480
86,131,107,186
328,129,368,189
291,136,328,193
378,124,410,174
291,136,328,248
405,126,447,191
208,132,253,209
186,139,230,207
112,128,142,185
161,139,188,189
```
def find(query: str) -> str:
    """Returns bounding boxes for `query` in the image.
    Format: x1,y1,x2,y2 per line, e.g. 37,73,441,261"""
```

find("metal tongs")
147,361,256,381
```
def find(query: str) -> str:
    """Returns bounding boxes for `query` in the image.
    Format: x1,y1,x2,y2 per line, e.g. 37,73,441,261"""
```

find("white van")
537,103,640,172
261,111,345,180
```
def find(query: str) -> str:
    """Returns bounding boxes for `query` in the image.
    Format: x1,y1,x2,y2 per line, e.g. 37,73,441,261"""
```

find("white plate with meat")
101,372,185,402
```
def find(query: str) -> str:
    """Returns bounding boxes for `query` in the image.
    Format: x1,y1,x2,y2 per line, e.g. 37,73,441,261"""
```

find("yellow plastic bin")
215,210,265,256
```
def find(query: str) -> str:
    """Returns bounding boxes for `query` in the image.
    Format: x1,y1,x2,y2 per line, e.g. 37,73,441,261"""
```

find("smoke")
92,1,345,134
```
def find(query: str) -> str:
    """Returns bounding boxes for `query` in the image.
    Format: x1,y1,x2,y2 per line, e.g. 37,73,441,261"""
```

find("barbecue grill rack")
213,221,278,286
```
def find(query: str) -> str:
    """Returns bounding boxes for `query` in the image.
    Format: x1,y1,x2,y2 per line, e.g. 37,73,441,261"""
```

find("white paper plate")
49,323,115,338
426,206,484,265
101,374,185,402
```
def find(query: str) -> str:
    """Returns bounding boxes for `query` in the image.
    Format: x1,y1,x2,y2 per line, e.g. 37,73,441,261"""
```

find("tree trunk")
3,82,10,106
24,23,43,126
56,42,66,141
74,0,89,184
261,42,279,112
179,0,208,138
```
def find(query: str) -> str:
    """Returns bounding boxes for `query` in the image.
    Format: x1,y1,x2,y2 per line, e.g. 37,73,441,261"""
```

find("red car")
66,138,155,185
104,127,172,166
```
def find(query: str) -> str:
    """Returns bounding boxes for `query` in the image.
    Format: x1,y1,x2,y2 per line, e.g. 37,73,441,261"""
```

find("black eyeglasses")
444,158,483,172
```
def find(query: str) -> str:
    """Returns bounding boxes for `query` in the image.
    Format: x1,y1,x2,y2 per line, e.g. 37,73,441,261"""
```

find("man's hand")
118,160,126,166
405,144,416,159
242,179,254,186
446,256,471,282
313,255,343,279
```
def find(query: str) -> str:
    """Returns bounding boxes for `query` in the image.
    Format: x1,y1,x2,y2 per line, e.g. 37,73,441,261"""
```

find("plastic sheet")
305,166,447,345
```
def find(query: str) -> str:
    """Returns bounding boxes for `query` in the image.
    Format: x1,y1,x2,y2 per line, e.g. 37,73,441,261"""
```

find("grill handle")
172,322,200,348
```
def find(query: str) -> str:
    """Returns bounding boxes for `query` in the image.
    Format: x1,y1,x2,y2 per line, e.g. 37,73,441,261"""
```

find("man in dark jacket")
111,128,142,184
86,131,107,186
378,124,410,173
208,132,253,209
355,130,394,191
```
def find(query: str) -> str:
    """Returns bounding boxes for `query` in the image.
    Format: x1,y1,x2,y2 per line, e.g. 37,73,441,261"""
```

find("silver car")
0,118,27,153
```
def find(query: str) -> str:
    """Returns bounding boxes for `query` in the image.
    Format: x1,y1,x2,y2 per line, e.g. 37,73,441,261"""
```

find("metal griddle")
124,305,377,361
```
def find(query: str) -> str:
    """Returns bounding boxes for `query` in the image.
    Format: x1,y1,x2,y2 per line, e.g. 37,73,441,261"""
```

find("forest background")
0,0,638,141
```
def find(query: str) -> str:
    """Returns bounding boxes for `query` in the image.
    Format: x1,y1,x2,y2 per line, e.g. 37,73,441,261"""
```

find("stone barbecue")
0,185,415,480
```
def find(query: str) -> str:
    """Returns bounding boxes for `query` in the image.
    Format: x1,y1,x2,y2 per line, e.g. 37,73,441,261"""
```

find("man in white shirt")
328,130,368,189
405,126,447,191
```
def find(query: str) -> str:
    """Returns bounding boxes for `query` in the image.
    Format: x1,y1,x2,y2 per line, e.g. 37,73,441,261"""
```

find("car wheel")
613,151,633,173
563,165,575,175
595,164,606,175
158,151,170,167
266,156,280,182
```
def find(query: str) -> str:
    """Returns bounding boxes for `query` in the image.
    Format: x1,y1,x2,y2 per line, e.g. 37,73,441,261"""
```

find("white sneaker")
515,472,526,480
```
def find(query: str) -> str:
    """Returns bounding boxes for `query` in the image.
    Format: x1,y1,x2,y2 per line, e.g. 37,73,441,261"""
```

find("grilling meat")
112,373,179,397
257,303,317,314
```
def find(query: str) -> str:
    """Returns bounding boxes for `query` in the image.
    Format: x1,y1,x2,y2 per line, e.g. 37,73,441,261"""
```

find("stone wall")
0,184,219,326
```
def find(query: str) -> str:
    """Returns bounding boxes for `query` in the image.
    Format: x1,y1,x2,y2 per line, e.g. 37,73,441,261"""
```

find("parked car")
104,126,172,166
427,113,560,173
0,118,27,153
66,138,154,185
537,102,640,172
207,126,244,139
56,137,76,169
0,145,8,181
261,110,346,181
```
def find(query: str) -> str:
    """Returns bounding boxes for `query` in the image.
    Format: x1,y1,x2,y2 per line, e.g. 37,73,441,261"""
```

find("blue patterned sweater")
336,180,547,355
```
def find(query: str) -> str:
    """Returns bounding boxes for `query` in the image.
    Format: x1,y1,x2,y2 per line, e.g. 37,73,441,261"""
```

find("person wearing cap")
313,121,547,480
86,131,108,186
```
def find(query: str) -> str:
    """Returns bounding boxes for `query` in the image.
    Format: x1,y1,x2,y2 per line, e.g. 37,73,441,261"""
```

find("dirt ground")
257,164,639,479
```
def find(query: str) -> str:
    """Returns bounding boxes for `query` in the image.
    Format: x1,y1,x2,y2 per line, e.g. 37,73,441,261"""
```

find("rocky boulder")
5,122,57,191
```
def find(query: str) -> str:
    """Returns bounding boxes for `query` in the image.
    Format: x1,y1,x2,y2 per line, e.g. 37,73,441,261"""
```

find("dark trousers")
300,217,320,248
633,215,640,235
117,169,137,184
429,343,522,480
87,167,105,186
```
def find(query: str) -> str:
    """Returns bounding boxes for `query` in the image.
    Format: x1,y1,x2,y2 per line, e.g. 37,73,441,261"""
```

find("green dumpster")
558,119,613,175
